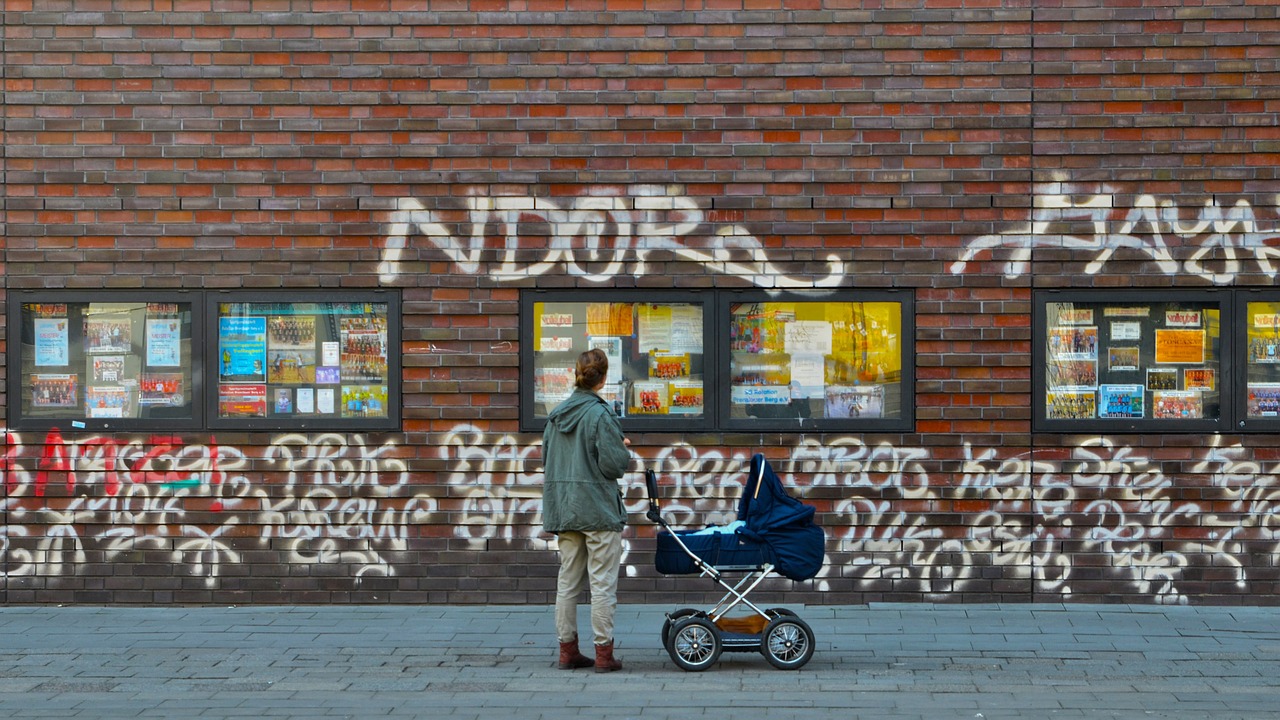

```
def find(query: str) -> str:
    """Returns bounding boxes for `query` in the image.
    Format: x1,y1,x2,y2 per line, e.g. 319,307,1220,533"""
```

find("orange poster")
1154,329,1205,364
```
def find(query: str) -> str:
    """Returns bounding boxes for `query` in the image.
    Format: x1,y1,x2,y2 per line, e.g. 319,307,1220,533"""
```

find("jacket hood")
546,388,605,434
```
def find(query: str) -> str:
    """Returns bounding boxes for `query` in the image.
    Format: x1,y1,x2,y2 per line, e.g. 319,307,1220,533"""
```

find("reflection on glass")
22,301,194,421
1044,301,1220,422
729,301,904,421
531,301,705,419
1246,301,1280,418
215,302,390,420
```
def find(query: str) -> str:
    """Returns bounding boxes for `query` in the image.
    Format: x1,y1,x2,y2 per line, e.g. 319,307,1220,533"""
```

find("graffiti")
950,184,1280,284
378,186,845,288
1,429,416,586
4,424,1280,603
439,428,1280,604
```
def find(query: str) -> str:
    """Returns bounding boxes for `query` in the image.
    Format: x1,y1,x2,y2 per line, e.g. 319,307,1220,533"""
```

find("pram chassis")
646,464,816,671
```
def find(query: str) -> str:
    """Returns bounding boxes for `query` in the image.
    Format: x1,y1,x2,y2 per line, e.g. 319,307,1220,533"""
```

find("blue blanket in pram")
654,454,825,581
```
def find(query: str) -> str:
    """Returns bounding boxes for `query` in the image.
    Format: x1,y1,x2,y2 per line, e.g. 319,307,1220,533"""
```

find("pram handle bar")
645,467,725,583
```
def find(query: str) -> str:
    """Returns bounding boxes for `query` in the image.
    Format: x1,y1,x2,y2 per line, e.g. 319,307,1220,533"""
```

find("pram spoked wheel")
661,608,701,654
667,616,722,672
759,614,815,670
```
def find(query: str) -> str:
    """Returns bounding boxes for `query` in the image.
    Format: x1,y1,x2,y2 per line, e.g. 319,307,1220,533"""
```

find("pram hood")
735,454,825,581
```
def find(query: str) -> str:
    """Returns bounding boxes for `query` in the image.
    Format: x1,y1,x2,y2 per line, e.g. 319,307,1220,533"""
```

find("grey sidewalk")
1,603,1278,720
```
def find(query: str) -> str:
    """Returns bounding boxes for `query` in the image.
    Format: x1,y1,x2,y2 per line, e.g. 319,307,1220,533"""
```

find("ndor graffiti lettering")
379,186,845,288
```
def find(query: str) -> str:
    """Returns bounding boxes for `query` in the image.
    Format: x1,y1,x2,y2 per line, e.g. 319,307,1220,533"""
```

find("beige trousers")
554,529,623,646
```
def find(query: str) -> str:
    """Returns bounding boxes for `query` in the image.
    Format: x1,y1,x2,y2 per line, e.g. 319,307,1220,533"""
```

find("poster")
91,356,126,383
1110,321,1141,342
342,385,388,418
1047,359,1097,388
219,384,267,418
669,380,704,415
139,373,183,407
146,318,182,367
632,381,670,414
1153,390,1202,419
790,355,826,398
274,388,294,414
784,320,834,356
825,385,885,419
637,305,672,352
1099,385,1144,419
85,316,132,354
1146,368,1178,390
86,386,130,418
1184,368,1216,391
1154,329,1205,364
32,374,77,408
669,305,703,354
540,335,574,352
589,336,623,384
534,366,575,405
34,318,69,366
1047,327,1098,359
585,303,633,336
649,351,690,379
340,317,388,382
1047,390,1096,419
322,341,340,366
267,315,317,383
296,387,316,414
317,387,336,414
219,316,268,381
1247,383,1280,417
1107,346,1140,372
731,385,790,406
268,349,317,384
316,366,341,384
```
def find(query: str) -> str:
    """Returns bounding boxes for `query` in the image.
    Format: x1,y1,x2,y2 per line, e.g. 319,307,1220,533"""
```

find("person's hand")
623,437,631,447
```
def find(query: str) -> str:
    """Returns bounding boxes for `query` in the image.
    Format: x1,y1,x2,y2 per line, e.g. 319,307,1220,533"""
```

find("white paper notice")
784,321,833,356
790,355,826,398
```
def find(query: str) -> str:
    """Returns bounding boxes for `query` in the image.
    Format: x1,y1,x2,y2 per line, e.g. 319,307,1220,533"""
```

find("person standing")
541,348,631,673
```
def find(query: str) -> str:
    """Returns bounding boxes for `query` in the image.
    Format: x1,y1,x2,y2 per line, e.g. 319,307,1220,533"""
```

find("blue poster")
219,316,267,381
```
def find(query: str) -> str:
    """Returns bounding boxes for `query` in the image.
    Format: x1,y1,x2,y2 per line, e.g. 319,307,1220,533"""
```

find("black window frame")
1236,288,1280,433
1033,288,1233,434
719,288,916,433
520,289,715,433
7,289,206,433
6,289,401,433
519,288,916,433
206,290,401,432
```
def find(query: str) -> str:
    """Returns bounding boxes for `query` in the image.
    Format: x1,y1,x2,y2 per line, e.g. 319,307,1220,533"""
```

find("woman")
541,348,631,673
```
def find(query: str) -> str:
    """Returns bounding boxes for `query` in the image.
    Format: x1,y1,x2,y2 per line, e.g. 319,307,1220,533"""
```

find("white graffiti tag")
379,185,845,287
950,183,1280,284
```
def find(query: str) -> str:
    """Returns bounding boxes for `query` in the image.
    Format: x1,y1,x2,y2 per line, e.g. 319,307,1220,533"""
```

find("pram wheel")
765,607,798,619
668,616,722,672
661,608,701,654
759,615,815,670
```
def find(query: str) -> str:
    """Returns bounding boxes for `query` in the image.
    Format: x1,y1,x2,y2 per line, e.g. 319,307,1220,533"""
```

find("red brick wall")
2,2,1278,605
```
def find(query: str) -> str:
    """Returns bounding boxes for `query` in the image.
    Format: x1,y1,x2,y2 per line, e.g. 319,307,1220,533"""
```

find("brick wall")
2,1,1278,605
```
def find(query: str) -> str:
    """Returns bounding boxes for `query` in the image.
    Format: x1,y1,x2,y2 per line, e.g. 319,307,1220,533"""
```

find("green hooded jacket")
541,387,631,533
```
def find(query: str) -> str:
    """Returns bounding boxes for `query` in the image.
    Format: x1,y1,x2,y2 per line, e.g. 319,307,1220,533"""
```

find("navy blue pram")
646,453,824,671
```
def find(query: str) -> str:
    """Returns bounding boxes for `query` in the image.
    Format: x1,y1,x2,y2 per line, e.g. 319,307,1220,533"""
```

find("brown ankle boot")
594,641,622,673
558,638,593,669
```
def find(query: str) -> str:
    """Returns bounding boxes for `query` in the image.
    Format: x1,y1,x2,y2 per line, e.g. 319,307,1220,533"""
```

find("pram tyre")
760,615,815,670
661,608,701,654
668,617,722,672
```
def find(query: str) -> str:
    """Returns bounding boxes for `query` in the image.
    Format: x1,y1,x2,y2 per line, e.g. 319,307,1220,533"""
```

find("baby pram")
645,453,824,671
